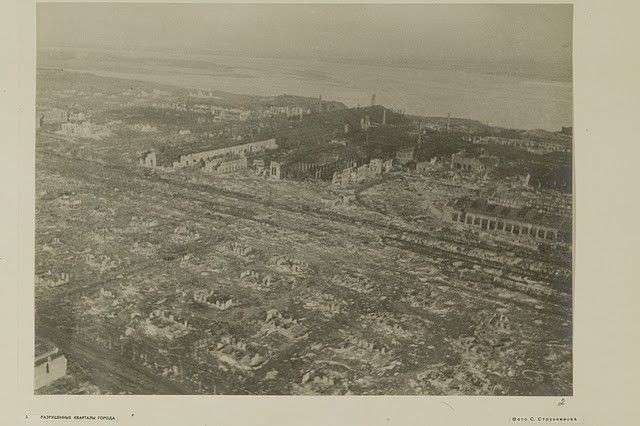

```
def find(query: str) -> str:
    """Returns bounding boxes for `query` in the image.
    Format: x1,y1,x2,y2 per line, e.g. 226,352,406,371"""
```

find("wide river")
50,50,572,131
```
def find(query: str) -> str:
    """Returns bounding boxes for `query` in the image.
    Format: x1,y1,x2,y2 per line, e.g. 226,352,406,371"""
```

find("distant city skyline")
37,3,572,80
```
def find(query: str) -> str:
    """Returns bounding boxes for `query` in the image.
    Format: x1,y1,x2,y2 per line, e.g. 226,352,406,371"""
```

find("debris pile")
229,242,253,257
35,271,70,289
193,289,234,310
331,273,373,293
261,309,306,338
302,292,345,318
211,335,267,371
240,270,273,289
139,309,191,341
269,256,311,276
172,225,200,243
84,253,120,272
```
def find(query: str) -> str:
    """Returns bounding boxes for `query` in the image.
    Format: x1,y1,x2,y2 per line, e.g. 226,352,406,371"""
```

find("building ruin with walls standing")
474,136,571,154
450,150,499,174
443,197,571,243
59,121,111,139
395,147,415,165
203,155,248,174
270,154,380,182
173,138,277,168
331,158,392,186
416,157,440,173
139,138,277,170
139,150,157,167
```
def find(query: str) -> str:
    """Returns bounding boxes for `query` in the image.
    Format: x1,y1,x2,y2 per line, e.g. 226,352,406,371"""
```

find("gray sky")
37,3,572,67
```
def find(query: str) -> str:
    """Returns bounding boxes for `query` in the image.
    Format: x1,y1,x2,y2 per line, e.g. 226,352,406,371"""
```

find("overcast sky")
37,3,572,67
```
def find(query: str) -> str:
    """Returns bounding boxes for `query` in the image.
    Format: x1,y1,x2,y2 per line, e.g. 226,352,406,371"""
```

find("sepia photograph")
33,3,574,397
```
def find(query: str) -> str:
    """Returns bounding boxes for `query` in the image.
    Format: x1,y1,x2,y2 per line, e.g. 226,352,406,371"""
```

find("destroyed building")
475,136,571,154
174,138,277,168
395,147,415,165
139,150,157,167
67,111,85,122
332,158,389,186
450,151,499,174
59,121,111,139
269,161,282,179
272,155,370,182
416,157,440,173
443,197,571,243
37,106,68,124
139,138,277,169
193,289,234,310
203,155,248,174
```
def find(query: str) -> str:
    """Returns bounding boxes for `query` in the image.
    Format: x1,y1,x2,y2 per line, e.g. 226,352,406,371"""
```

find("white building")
34,338,67,390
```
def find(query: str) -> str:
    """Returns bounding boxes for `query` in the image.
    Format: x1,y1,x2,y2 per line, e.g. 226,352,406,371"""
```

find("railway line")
38,147,571,291
38,144,572,301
